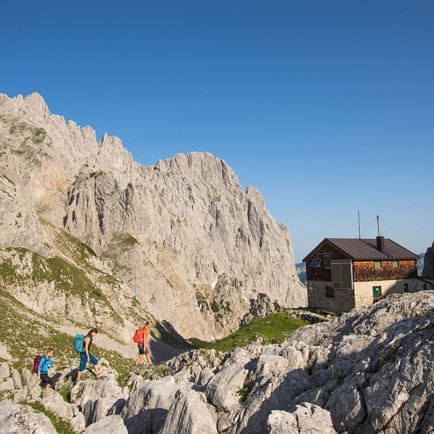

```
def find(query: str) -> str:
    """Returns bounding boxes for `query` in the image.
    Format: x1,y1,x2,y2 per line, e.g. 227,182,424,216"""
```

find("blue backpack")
74,334,85,353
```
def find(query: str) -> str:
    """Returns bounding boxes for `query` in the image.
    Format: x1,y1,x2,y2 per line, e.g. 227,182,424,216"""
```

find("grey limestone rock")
0,363,10,381
11,370,22,389
423,241,434,279
0,400,57,434
159,389,218,434
205,363,248,411
21,368,41,402
77,376,128,426
121,376,180,434
0,378,15,393
267,403,337,434
82,415,128,434
40,388,76,421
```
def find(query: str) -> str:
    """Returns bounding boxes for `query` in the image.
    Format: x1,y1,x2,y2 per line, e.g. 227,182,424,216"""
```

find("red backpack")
33,355,42,373
133,328,144,344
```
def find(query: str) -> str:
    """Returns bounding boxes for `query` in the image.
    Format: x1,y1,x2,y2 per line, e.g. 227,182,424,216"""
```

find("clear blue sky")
2,1,434,261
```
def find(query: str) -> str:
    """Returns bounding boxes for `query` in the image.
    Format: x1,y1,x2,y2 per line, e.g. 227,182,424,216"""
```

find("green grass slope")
189,310,309,352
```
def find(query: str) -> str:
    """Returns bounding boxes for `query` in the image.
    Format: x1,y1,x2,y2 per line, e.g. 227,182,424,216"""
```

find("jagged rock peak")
154,151,242,187
0,91,97,143
24,92,49,114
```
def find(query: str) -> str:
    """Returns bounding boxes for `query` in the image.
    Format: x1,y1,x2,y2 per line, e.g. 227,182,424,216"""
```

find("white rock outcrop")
75,375,128,426
0,400,57,434
121,376,180,433
82,415,128,434
159,389,218,434
267,403,337,434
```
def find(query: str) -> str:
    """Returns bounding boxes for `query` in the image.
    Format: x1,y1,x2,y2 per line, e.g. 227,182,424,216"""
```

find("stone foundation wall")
307,280,355,313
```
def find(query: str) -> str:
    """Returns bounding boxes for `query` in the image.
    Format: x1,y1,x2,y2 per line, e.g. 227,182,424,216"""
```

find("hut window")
404,283,409,292
311,258,321,267
374,261,382,269
324,255,331,268
392,261,398,268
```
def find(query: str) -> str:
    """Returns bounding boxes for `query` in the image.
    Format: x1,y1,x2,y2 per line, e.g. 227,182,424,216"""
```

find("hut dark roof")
304,238,418,262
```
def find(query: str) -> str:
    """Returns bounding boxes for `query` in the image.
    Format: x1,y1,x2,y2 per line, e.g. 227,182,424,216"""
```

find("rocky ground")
0,291,432,433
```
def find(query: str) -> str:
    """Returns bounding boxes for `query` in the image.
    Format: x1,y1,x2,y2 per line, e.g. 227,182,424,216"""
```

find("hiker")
134,321,154,365
36,347,56,389
75,328,100,382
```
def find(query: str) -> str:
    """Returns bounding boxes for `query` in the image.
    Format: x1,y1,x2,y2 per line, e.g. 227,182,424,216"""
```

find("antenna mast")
377,215,381,237
358,210,361,239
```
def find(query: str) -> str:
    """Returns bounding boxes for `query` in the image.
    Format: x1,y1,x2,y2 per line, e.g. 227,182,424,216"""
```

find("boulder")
121,376,180,434
267,410,298,433
40,388,76,420
292,403,337,433
70,412,86,433
11,369,22,389
0,378,15,393
254,355,291,378
205,364,248,411
78,376,128,426
160,389,218,434
267,403,337,434
21,368,41,401
13,386,28,403
0,400,56,433
0,363,10,381
82,415,127,434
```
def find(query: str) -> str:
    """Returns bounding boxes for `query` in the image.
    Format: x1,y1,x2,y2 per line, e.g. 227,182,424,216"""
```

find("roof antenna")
358,210,361,239
377,215,381,237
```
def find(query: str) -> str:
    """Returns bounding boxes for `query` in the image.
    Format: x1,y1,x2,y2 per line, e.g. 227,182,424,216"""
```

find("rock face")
423,242,434,279
159,389,218,434
0,400,57,434
267,404,337,434
82,415,128,434
74,375,128,426
0,92,305,340
121,376,180,433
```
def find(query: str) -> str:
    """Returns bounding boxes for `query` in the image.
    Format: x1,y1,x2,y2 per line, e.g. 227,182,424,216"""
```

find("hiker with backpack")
35,348,56,389
74,328,100,382
134,321,154,366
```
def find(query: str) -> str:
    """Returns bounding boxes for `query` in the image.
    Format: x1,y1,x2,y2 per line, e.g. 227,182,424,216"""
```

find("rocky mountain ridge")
0,92,306,341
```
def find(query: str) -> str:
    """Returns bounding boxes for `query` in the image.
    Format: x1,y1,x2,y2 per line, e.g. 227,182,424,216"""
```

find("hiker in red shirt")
134,321,153,365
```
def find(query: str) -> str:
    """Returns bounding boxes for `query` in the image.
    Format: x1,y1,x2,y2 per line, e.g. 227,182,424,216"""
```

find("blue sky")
2,1,434,261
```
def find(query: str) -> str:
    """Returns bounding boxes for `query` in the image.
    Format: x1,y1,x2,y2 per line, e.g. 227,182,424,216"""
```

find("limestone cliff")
423,241,434,279
0,92,306,340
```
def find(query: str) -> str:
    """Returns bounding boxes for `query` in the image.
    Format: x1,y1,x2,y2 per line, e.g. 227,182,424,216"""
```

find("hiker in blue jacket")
76,328,100,382
37,348,55,389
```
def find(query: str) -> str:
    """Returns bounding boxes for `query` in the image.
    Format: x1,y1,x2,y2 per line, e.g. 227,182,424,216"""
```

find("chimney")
376,236,385,252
